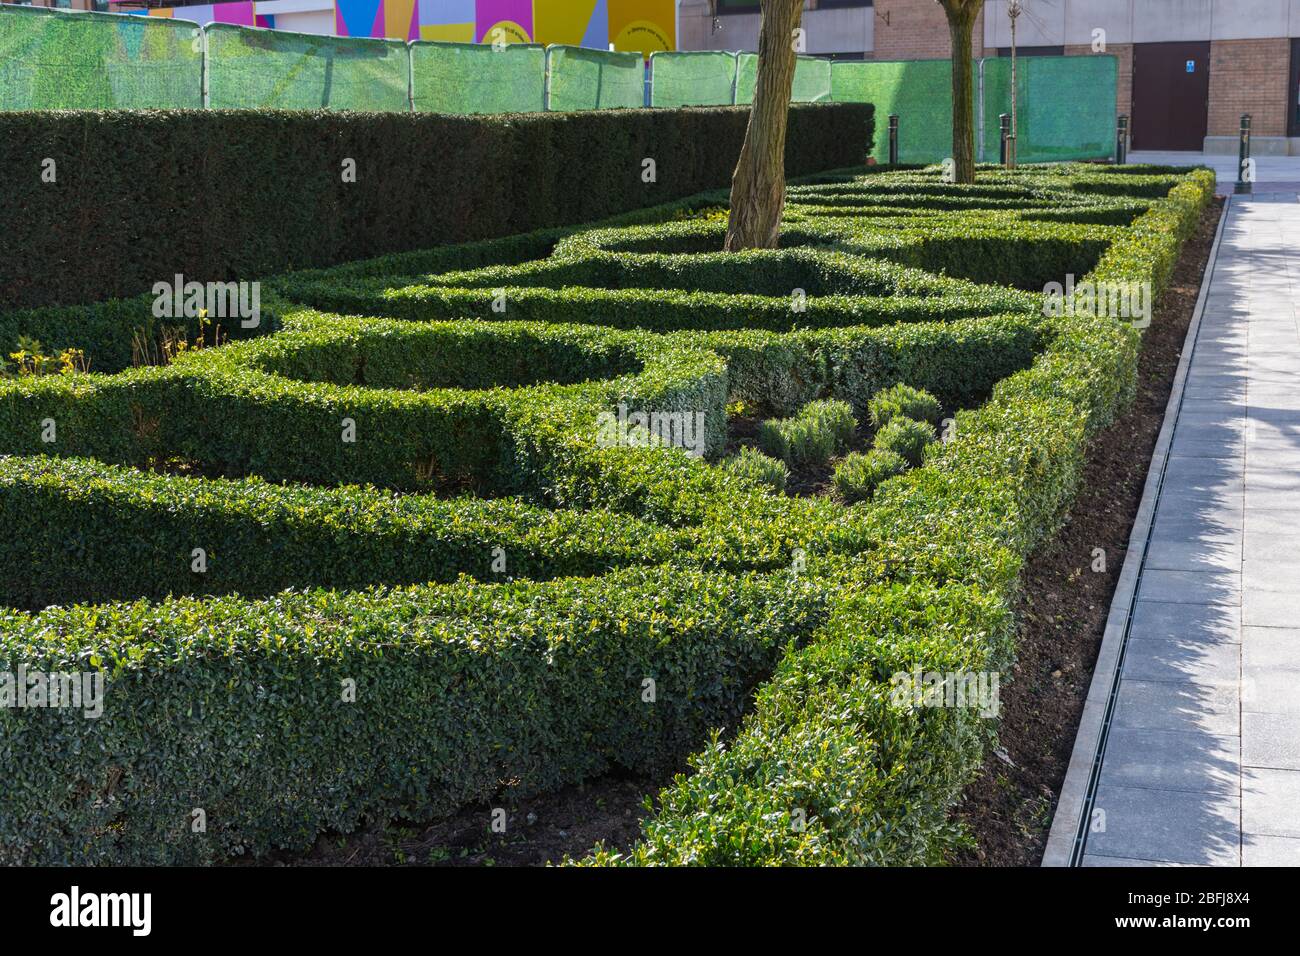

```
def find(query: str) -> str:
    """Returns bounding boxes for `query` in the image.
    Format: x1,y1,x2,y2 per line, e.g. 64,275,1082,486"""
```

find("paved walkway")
1080,190,1300,866
1129,150,1300,192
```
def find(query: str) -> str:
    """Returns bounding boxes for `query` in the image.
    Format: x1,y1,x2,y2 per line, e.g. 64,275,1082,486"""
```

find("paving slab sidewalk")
1075,191,1300,867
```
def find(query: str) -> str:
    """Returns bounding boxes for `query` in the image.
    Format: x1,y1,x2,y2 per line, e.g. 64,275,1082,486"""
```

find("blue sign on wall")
1186,60,1196,72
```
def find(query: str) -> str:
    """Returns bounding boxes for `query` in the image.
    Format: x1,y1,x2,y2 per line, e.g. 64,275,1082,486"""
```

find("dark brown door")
1288,38,1300,136
1132,41,1210,150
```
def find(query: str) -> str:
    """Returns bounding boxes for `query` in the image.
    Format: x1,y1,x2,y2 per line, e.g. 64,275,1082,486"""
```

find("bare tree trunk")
942,0,982,185
724,0,804,251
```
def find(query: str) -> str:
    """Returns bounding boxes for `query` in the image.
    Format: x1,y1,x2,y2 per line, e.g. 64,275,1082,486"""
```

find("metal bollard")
1235,113,1253,195
999,113,1010,167
1116,115,1129,165
888,114,899,165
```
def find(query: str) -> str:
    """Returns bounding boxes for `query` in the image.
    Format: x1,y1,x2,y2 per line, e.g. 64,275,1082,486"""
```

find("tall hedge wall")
0,104,873,311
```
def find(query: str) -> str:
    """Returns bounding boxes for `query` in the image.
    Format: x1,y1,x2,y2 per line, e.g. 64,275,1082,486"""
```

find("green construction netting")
649,50,735,107
981,54,1117,163
206,25,408,111
411,41,545,114
0,6,202,110
833,56,1116,165
736,53,832,105
831,58,960,163
547,45,644,111
793,56,832,103
735,52,755,104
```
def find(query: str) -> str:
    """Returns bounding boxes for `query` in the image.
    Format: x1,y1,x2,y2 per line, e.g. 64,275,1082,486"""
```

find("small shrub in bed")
867,383,943,428
721,446,789,493
872,416,937,467
757,399,857,468
832,449,909,503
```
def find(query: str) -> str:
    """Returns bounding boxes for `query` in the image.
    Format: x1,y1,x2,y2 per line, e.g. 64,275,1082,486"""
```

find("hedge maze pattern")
0,161,1215,864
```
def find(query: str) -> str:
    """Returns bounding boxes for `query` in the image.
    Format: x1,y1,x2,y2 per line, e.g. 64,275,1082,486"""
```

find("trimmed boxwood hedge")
0,567,833,865
0,160,1216,865
0,318,730,494
0,104,872,311
585,168,1216,866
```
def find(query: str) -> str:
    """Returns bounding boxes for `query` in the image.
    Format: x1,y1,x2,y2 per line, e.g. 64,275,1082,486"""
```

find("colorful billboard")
139,2,260,27
134,1,676,52
474,0,532,44
608,0,674,55
418,0,474,42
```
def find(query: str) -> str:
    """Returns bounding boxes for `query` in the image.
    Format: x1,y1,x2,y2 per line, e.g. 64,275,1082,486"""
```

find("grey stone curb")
1041,192,1234,867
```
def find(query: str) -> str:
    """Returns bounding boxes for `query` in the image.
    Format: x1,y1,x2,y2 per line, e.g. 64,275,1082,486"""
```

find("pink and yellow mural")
473,0,531,44
131,0,676,54
136,2,269,28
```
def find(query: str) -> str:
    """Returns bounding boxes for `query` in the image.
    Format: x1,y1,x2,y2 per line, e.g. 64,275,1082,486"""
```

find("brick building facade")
680,1,1300,154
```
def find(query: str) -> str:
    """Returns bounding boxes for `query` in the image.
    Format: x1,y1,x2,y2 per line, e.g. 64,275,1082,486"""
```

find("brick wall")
874,0,984,61
1208,38,1289,138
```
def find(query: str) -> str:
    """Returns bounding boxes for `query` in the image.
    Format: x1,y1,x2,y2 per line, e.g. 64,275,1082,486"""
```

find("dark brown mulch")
244,772,666,867
951,196,1226,867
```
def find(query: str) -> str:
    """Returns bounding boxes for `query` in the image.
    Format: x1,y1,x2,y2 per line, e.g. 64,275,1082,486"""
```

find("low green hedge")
0,455,693,608
0,190,734,376
0,566,833,864
585,167,1216,866
587,579,1013,865
0,161,1216,866
0,318,730,494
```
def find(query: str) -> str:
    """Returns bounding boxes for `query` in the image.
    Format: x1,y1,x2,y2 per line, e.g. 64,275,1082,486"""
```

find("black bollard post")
1235,113,1253,195
999,113,1010,167
888,114,899,165
1116,115,1129,165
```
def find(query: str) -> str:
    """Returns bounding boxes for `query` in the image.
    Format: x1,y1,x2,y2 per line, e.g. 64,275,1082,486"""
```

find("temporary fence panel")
0,6,202,110
206,24,409,111
793,55,832,102
832,55,1117,165
649,50,736,107
831,58,958,163
981,54,1117,163
410,41,545,114
734,53,832,105
547,45,644,111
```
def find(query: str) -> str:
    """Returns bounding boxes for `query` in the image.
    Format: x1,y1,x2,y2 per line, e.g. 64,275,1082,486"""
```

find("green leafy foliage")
757,399,857,468
832,448,909,503
720,446,789,494
0,156,1217,866
867,383,943,428
0,104,873,311
873,416,938,467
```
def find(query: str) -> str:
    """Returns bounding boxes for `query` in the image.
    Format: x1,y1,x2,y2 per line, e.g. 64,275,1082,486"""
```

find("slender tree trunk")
943,0,981,184
724,0,804,251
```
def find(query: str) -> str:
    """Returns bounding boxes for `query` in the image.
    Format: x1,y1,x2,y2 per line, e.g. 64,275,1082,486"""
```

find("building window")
716,1,761,13
817,1,874,8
